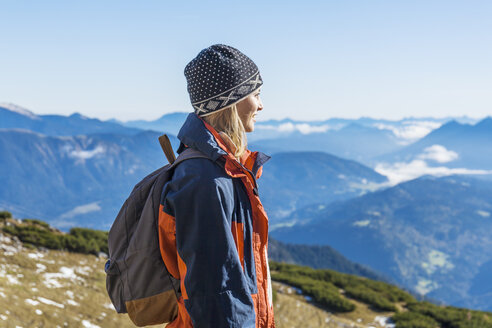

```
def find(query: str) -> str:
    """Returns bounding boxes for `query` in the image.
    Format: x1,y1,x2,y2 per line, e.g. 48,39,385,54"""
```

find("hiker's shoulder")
173,156,229,184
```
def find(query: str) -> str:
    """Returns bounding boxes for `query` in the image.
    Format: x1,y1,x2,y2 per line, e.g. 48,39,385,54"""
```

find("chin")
244,121,255,133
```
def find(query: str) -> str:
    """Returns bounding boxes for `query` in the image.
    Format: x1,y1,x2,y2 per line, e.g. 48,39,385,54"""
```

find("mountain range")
376,118,492,170
1,104,389,229
0,128,178,229
259,151,387,225
272,174,492,311
0,128,385,230
250,123,402,166
2,102,492,313
0,103,141,136
268,238,387,282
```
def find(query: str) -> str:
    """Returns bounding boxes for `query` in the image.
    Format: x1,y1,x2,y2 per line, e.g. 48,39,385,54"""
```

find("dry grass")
272,281,395,328
1,232,394,328
0,233,139,327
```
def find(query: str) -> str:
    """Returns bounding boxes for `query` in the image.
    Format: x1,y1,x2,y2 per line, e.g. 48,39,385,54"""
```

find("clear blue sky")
1,0,491,121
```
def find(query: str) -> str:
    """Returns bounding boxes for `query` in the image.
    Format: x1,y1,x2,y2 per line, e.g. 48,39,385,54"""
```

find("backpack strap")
171,147,210,168
158,134,177,164
159,134,210,166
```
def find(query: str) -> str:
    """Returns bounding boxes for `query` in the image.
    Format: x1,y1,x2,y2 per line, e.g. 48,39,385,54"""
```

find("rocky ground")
0,231,395,327
273,282,395,328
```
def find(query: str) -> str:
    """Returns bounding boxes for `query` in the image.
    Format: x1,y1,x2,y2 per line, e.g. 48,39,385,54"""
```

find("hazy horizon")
1,101,489,123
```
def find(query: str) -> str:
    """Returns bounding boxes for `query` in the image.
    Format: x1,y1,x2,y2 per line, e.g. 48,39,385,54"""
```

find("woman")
158,44,275,328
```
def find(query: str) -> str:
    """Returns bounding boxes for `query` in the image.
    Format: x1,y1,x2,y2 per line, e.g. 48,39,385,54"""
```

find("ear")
219,131,237,154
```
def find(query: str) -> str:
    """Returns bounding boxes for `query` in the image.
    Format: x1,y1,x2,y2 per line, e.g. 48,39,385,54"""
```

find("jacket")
158,113,275,328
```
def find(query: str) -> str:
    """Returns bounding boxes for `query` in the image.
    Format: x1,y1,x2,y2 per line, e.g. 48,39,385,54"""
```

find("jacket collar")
177,113,228,161
177,113,270,175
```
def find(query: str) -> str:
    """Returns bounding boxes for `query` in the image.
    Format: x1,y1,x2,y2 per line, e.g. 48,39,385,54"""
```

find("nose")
257,96,264,111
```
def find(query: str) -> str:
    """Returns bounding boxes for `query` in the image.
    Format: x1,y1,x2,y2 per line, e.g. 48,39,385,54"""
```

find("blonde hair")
202,104,247,159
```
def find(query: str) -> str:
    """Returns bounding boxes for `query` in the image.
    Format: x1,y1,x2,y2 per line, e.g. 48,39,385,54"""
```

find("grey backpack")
105,135,208,326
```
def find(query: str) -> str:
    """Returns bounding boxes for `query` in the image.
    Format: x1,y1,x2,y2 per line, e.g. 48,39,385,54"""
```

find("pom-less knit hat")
184,44,263,117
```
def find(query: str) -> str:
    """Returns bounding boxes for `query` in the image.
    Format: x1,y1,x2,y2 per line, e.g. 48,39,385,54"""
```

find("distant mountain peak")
440,119,462,128
69,112,90,120
0,102,40,120
475,116,492,128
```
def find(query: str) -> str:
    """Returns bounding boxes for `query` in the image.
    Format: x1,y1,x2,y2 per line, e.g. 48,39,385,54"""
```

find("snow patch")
36,263,47,273
82,320,100,328
0,234,12,244
76,266,91,276
375,315,395,328
66,299,80,306
38,296,65,308
28,252,45,260
367,211,381,216
477,210,490,218
0,314,7,320
353,220,371,227
25,299,40,306
1,244,20,255
421,250,454,275
68,145,105,160
6,274,20,285
43,276,63,288
58,202,101,220
104,303,115,310
0,102,40,119
35,309,43,315
415,279,438,295
42,266,83,288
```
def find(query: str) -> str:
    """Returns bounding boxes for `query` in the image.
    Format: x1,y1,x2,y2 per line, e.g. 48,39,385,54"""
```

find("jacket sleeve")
162,159,256,328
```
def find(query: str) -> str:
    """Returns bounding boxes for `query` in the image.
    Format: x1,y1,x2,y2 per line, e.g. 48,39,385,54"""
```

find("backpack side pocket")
105,259,126,313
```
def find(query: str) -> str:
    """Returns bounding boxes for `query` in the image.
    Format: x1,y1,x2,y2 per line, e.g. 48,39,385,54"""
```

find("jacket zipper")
233,160,259,196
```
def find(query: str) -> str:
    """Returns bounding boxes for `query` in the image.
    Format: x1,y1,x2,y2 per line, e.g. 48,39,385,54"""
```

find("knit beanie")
184,44,263,117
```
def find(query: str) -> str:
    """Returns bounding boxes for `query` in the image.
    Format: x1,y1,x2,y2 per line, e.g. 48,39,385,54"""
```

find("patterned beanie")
184,44,263,117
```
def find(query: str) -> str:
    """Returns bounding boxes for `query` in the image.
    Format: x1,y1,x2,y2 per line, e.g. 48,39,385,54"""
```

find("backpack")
105,135,208,327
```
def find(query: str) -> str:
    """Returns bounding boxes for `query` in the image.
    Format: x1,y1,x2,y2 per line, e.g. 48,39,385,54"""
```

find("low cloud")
257,122,331,134
375,159,492,185
374,121,442,144
417,145,459,163
374,144,492,185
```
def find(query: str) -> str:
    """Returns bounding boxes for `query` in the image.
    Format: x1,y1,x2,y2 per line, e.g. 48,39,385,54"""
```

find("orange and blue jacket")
158,113,275,328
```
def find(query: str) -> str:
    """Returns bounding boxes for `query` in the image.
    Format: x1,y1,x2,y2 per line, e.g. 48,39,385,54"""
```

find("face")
236,89,263,132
